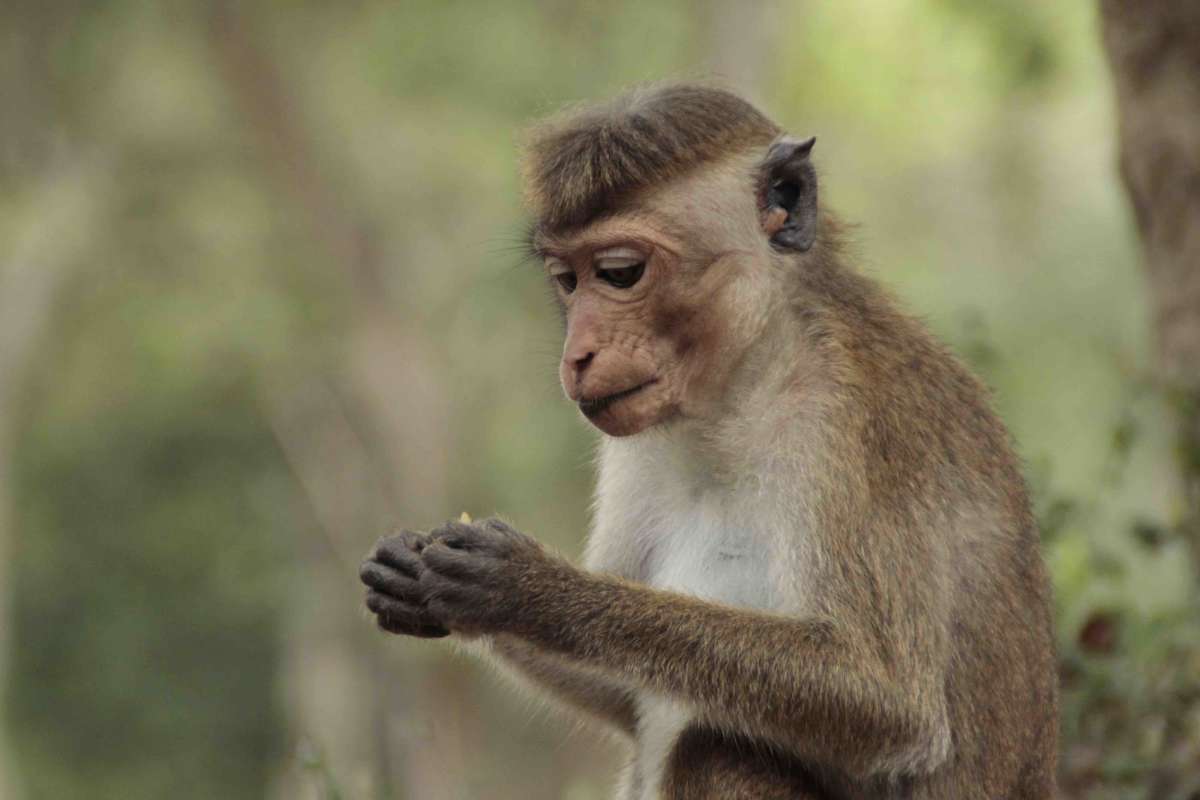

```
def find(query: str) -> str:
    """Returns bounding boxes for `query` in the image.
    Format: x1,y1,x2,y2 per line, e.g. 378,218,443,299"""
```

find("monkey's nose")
570,351,595,377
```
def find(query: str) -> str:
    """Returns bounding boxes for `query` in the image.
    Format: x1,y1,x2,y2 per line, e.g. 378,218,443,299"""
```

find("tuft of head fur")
521,83,781,232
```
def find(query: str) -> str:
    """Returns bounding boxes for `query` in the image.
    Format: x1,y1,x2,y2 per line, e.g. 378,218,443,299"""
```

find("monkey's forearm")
484,634,638,735
515,569,949,776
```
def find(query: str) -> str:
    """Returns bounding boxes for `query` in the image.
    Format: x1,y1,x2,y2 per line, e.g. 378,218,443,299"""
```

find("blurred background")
1,1,1198,798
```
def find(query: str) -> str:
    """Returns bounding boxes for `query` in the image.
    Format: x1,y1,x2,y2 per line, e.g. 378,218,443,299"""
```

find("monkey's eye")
546,259,577,294
594,257,645,289
555,272,578,293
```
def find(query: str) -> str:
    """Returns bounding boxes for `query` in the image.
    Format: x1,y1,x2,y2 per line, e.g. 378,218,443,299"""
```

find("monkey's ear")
760,136,818,252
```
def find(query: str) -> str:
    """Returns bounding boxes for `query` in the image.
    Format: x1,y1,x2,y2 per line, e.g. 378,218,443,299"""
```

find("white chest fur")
584,432,786,591
585,433,789,800
634,493,775,799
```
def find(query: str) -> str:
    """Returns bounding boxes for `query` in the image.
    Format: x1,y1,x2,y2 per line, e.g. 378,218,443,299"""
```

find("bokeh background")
2,1,1198,798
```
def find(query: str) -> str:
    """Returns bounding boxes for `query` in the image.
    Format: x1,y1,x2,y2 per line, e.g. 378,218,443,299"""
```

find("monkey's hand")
419,517,562,637
360,530,451,638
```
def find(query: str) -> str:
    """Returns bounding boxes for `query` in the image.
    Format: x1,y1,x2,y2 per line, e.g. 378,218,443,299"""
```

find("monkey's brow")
530,215,683,262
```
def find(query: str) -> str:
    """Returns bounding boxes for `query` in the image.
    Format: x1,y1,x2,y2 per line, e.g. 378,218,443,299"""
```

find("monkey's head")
522,84,820,437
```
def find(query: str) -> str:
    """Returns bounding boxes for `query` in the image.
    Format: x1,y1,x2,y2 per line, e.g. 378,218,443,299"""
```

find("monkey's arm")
508,574,947,776
420,519,951,779
479,634,638,735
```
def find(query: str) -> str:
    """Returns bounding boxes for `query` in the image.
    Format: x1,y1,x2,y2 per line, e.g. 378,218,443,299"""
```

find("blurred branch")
206,5,457,798
206,0,386,311
205,0,450,520
0,155,107,800
702,0,782,101
262,380,391,570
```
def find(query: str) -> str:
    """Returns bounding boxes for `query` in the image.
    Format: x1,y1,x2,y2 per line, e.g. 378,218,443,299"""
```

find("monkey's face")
539,161,775,437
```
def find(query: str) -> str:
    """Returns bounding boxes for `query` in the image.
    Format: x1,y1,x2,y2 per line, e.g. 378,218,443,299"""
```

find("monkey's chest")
632,484,777,603
632,511,774,800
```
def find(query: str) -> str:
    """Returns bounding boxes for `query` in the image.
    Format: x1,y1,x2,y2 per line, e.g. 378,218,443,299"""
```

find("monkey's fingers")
373,531,428,576
428,520,492,552
366,591,449,638
421,541,500,580
360,560,425,604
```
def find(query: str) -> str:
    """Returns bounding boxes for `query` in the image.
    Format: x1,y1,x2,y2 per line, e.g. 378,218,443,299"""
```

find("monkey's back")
809,266,1059,797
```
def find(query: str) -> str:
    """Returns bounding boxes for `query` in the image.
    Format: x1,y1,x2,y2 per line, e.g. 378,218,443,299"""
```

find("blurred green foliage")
12,376,288,799
0,1,1196,798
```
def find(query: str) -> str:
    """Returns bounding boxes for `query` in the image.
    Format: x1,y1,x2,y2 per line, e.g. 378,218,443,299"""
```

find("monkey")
360,83,1059,799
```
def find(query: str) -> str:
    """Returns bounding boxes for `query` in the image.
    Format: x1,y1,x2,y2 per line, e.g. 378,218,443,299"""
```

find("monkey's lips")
577,380,657,419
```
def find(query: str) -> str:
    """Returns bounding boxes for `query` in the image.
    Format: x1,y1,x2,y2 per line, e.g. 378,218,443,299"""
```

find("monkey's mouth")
578,380,656,418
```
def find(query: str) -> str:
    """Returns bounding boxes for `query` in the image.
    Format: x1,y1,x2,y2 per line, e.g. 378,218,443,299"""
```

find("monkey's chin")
577,381,663,436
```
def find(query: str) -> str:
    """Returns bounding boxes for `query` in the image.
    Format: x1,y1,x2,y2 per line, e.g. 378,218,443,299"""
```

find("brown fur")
362,83,1058,799
522,83,780,232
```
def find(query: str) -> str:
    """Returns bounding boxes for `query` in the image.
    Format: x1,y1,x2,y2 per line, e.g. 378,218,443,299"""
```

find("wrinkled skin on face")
536,152,780,437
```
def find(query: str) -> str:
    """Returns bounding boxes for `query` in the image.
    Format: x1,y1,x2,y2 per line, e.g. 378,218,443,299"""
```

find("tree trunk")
1100,0,1200,577
1100,4,1200,794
